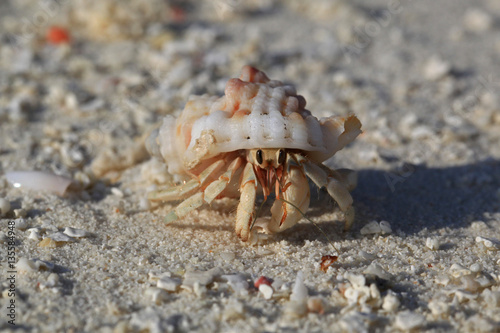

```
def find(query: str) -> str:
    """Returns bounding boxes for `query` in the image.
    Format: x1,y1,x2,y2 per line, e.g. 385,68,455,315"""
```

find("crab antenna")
250,197,267,232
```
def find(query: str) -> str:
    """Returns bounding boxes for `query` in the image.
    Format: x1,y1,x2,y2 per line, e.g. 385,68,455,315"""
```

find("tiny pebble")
14,218,28,230
395,311,425,330
63,227,89,238
470,263,482,273
426,237,440,250
259,284,274,300
0,198,10,215
307,297,325,314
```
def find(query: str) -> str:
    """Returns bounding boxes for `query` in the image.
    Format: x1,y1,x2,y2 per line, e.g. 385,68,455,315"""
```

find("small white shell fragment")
47,232,76,243
426,237,440,250
16,257,39,272
423,56,451,80
379,221,392,234
144,287,169,305
27,228,42,240
476,236,500,250
157,276,181,292
46,273,59,287
13,208,27,218
111,187,124,198
428,299,450,316
395,311,425,331
0,198,11,215
435,275,451,286
14,218,28,230
183,267,223,289
63,227,89,238
345,273,366,289
290,271,308,302
450,263,472,278
382,293,400,312
259,284,274,300
17,257,54,272
6,171,73,196
360,221,381,235
364,263,393,281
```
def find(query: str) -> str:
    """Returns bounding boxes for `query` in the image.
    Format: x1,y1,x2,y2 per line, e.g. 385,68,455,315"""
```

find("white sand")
1,0,500,332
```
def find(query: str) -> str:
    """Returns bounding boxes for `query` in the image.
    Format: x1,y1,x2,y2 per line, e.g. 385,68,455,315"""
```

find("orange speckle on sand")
46,26,70,44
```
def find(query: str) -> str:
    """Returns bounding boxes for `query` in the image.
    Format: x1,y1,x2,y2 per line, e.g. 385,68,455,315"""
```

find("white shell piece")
147,66,362,174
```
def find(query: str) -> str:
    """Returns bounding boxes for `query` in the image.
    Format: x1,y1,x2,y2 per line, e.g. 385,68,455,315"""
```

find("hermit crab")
146,66,362,242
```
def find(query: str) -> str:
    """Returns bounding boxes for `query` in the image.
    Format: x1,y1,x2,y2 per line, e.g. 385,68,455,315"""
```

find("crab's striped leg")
264,160,310,234
148,159,226,202
235,162,258,241
163,157,243,224
295,154,357,230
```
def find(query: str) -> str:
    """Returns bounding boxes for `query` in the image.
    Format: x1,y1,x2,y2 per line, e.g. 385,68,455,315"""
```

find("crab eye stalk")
277,149,286,165
256,149,263,165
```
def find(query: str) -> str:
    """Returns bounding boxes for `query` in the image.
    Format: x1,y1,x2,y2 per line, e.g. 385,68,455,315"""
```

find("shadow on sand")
351,158,500,234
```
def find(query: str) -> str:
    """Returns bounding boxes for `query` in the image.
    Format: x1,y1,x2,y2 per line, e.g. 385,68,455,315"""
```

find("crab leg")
235,162,258,241
296,154,357,229
163,157,243,224
148,159,226,202
265,162,310,234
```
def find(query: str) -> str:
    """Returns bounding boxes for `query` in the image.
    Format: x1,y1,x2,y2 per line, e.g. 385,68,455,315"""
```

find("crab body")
146,66,362,241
